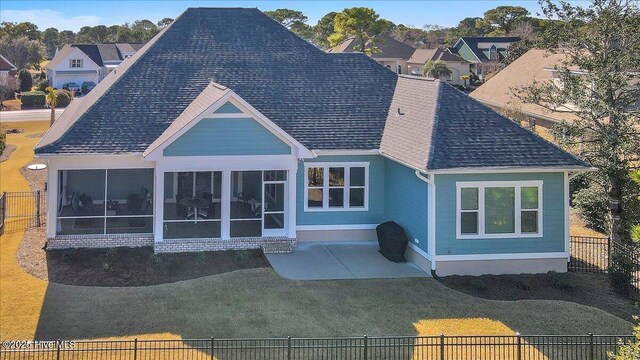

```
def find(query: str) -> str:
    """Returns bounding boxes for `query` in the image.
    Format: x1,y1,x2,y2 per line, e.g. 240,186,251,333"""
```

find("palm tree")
423,60,452,79
45,86,57,126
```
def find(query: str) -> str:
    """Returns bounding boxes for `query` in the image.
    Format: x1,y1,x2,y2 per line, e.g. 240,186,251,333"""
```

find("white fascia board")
312,149,379,156
428,166,596,174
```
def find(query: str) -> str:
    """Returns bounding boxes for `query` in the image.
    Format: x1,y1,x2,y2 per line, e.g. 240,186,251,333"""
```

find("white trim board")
435,252,568,261
296,224,378,231
303,162,370,212
407,242,432,262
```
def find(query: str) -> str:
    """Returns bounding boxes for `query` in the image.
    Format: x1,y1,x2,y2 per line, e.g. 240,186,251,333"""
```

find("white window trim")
70,59,83,68
303,162,369,212
456,180,543,240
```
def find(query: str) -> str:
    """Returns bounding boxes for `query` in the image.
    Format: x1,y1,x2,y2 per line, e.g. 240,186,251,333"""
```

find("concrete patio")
266,241,429,280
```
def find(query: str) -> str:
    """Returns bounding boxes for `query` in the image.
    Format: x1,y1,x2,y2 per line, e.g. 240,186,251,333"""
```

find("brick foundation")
154,237,296,254
47,234,154,249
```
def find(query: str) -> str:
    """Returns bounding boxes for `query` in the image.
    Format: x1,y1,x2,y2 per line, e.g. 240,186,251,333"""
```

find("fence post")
607,237,612,270
133,338,138,360
516,333,522,360
211,337,214,360
363,335,368,360
287,336,291,360
589,333,594,360
56,339,61,360
440,334,445,360
35,190,41,227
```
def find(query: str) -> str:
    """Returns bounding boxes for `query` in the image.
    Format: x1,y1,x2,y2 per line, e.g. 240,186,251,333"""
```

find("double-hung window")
456,181,542,239
70,59,83,68
304,163,368,211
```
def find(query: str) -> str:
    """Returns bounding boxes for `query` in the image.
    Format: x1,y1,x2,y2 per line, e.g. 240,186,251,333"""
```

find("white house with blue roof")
35,8,591,276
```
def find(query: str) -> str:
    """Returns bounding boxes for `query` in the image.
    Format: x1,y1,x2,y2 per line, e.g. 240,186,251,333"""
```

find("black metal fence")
0,190,46,235
0,334,634,360
569,236,610,273
569,235,640,294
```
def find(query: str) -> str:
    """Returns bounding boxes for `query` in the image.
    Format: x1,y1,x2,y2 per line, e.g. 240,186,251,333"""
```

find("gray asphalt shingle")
36,8,397,154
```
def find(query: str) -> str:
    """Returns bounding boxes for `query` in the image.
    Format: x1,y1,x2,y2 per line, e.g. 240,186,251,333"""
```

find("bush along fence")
0,334,635,360
569,235,640,295
0,190,46,235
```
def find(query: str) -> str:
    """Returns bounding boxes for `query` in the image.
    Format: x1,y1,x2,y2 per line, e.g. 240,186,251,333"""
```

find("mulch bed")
20,160,47,191
440,272,639,322
0,144,16,162
18,226,270,287
44,247,269,286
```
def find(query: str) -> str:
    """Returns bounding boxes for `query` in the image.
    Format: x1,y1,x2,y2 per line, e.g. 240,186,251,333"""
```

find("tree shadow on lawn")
33,268,633,341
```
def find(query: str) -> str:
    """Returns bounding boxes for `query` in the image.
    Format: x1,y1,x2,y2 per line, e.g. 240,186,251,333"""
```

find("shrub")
573,185,610,234
0,131,5,154
55,89,72,107
194,252,207,267
549,272,575,291
609,252,634,296
36,79,49,92
233,250,252,265
20,91,46,108
17,69,32,92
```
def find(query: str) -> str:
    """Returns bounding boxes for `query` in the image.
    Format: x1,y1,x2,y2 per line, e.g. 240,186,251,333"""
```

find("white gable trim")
454,38,482,63
143,90,314,160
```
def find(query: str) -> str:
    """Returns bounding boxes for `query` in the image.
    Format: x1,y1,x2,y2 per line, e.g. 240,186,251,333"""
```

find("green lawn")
31,267,632,340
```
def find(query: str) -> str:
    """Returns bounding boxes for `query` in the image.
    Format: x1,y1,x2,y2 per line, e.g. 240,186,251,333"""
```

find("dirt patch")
440,272,639,322
17,226,270,286
0,144,16,162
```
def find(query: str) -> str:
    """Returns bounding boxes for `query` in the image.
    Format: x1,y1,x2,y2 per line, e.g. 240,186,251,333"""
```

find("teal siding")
384,159,429,253
296,155,386,226
164,117,291,156
214,102,243,114
435,172,566,255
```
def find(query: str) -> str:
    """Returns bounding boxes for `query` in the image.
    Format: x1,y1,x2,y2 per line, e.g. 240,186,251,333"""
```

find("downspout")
414,171,438,278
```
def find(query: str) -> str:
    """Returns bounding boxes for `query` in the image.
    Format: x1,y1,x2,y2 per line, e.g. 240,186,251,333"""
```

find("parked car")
82,81,96,93
62,82,81,93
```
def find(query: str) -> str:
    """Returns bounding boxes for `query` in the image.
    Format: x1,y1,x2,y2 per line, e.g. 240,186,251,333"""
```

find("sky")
0,0,589,32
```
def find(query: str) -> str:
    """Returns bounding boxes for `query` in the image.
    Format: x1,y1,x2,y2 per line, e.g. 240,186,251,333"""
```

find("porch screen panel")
163,171,222,239
105,169,154,234
230,171,262,237
56,169,106,235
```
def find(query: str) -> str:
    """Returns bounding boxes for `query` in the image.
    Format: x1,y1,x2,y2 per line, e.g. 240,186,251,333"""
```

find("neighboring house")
45,43,143,88
449,37,521,78
0,54,17,78
329,33,415,74
35,8,591,276
330,34,471,84
470,49,578,128
407,48,470,86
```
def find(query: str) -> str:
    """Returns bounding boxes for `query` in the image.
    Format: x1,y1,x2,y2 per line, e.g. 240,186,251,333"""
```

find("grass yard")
0,121,633,342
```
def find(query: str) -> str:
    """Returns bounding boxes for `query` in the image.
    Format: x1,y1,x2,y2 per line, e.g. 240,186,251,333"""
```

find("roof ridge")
398,74,438,82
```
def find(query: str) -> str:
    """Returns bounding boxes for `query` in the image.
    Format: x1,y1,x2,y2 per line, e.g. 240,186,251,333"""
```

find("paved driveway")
266,241,429,280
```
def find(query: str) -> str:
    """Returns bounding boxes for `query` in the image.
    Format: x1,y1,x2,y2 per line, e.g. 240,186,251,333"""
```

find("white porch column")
221,170,231,239
46,159,58,238
153,168,164,242
287,164,298,238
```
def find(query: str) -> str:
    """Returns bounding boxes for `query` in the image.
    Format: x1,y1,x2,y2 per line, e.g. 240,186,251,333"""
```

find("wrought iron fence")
0,334,634,360
0,190,46,235
569,236,610,273
569,235,640,294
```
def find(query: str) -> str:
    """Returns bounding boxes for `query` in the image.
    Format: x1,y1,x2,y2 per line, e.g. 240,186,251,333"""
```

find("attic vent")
397,108,405,116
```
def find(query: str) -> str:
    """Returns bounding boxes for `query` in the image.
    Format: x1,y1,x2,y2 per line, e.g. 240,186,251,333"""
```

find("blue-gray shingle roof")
36,7,397,154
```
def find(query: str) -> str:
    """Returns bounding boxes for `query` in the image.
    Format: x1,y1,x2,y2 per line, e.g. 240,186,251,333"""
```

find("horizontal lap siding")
384,159,429,253
296,155,386,226
163,117,291,156
435,172,566,255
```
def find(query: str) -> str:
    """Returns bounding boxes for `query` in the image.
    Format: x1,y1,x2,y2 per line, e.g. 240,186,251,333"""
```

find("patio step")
261,238,296,254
